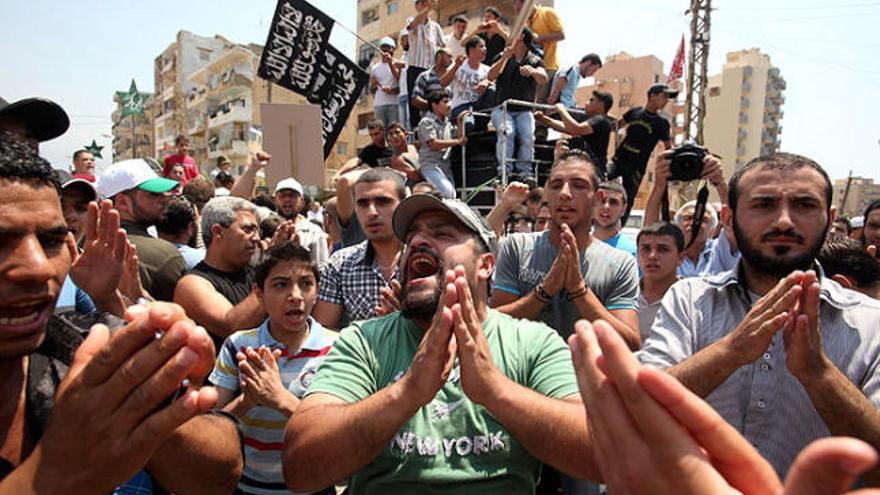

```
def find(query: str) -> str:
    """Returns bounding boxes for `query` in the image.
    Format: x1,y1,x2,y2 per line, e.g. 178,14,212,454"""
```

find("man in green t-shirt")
283,195,597,494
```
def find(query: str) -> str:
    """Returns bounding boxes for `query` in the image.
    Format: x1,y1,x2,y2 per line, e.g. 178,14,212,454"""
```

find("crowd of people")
1,1,880,494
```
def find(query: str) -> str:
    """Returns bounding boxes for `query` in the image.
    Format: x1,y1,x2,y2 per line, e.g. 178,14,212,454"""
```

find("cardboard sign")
258,0,334,96
260,103,325,190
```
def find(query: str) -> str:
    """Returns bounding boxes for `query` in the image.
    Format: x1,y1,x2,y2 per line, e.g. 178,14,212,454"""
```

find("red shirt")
162,154,200,182
71,173,96,183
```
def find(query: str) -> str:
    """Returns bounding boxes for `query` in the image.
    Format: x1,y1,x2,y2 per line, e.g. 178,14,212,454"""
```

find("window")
361,7,379,26
708,86,721,97
337,143,348,155
198,48,212,61
387,1,398,15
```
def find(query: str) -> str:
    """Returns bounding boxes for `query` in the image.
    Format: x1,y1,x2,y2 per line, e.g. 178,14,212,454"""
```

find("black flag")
308,45,369,159
258,0,334,96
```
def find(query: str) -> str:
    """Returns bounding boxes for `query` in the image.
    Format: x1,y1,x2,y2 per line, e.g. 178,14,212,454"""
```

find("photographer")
645,147,729,278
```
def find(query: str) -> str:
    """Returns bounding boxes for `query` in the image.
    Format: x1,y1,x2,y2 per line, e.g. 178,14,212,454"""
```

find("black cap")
647,83,679,98
592,91,614,113
0,96,70,142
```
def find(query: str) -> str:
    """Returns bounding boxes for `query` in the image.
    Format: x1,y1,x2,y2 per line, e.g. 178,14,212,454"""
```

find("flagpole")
131,114,136,159
332,20,382,54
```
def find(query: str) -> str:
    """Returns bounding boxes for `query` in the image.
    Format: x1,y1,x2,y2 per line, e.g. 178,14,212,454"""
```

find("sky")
1,0,877,182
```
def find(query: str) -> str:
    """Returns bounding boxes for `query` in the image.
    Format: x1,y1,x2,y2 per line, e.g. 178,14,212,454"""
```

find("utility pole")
684,0,712,144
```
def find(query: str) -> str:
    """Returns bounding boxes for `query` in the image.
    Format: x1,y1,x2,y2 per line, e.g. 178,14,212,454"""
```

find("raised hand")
375,279,402,317
560,224,585,294
69,200,127,306
723,271,804,367
14,303,217,495
237,346,292,412
450,266,504,405
400,270,458,407
784,271,830,381
570,319,782,495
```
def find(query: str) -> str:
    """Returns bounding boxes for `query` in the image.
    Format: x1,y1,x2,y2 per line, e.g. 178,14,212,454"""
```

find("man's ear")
478,252,496,283
721,204,733,228
211,223,224,240
830,274,854,289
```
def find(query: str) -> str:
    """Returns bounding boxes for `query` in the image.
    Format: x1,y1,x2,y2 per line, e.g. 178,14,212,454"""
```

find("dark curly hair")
0,130,61,193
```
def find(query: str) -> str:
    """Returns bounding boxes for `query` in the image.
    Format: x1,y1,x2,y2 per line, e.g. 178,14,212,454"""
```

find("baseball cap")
379,36,396,49
62,177,97,202
592,90,614,113
851,216,865,229
393,195,497,253
0,96,70,142
274,177,304,195
648,83,679,98
96,158,179,199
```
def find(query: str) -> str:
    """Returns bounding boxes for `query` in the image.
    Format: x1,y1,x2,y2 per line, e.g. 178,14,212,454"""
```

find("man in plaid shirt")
313,168,408,329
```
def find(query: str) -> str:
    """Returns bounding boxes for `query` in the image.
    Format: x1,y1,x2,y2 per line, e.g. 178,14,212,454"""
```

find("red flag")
667,35,685,83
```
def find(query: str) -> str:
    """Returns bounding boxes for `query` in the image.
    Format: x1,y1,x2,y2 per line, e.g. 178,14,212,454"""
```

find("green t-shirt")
305,309,579,494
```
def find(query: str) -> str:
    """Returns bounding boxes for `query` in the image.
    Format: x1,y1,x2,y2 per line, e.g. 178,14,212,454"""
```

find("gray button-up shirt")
638,261,880,479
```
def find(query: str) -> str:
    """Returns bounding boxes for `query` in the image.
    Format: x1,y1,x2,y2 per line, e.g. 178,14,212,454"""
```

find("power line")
721,1,880,12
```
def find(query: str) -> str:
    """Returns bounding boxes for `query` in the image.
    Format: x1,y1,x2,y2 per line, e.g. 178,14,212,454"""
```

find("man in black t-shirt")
608,83,675,223
357,119,393,168
473,6,509,65
536,90,614,175
174,196,266,350
487,28,548,178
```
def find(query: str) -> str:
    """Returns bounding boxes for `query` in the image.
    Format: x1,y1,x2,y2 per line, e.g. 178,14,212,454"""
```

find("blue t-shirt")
602,232,638,261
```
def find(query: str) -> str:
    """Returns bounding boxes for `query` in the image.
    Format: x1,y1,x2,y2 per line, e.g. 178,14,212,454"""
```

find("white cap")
400,28,409,37
852,216,865,229
379,36,396,49
274,177,303,195
96,158,179,199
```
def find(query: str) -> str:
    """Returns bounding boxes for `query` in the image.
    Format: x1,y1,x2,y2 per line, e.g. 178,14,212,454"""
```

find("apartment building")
834,177,880,218
704,48,786,178
153,31,233,158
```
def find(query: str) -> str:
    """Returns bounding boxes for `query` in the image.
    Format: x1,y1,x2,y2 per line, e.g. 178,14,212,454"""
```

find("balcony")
208,139,250,160
207,99,252,129
188,117,206,135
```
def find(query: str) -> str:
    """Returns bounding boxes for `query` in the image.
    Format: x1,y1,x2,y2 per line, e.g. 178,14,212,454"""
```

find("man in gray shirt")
492,150,640,349
638,152,880,483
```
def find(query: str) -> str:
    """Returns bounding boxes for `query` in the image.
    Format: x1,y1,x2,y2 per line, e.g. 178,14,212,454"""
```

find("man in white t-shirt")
443,15,468,58
371,37,401,132
441,35,492,132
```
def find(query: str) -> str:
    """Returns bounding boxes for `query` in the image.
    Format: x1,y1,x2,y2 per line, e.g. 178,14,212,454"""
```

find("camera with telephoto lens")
668,142,709,182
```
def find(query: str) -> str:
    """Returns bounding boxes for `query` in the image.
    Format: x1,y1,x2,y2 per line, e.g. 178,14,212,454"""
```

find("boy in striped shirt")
210,242,336,494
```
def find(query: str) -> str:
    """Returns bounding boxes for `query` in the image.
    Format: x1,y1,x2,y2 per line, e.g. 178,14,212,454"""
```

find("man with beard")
638,152,880,483
230,153,328,264
491,150,640,351
271,178,328,264
98,158,185,302
313,168,406,329
283,194,596,493
174,197,267,351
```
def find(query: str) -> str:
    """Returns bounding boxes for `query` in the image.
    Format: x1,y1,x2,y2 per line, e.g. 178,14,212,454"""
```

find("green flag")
116,79,146,120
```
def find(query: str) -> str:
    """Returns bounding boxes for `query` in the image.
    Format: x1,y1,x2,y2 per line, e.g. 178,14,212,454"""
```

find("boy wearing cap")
284,195,597,494
607,83,675,223
371,37,401,131
98,158,186,302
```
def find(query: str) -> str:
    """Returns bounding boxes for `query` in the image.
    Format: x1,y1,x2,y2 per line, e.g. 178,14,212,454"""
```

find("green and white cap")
96,158,179,199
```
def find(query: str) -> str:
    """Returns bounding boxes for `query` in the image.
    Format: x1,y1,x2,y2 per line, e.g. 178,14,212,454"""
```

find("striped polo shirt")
209,318,336,495
638,262,880,479
406,18,445,69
